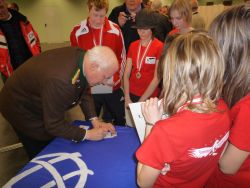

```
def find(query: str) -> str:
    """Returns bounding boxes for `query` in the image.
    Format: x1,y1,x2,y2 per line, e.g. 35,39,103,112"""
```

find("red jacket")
0,17,41,78
70,17,126,91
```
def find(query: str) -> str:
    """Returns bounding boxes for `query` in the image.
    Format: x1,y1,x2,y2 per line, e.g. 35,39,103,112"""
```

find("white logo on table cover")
188,131,229,158
3,152,94,188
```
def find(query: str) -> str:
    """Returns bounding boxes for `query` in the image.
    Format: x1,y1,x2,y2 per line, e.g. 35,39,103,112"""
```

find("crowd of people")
0,0,249,187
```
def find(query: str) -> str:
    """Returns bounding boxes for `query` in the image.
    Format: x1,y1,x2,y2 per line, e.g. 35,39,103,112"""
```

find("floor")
0,42,87,187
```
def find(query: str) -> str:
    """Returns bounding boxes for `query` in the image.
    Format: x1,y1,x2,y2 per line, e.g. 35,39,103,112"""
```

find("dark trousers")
15,130,53,160
130,93,140,103
93,88,125,126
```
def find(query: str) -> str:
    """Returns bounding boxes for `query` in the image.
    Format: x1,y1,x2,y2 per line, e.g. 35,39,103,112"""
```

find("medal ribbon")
91,25,103,46
177,96,203,112
136,39,152,72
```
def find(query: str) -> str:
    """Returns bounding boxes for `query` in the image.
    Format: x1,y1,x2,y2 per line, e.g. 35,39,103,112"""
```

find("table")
4,121,141,188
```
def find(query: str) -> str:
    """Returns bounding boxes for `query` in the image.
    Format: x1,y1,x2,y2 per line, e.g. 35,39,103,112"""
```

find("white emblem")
3,152,94,188
188,131,229,158
28,31,35,43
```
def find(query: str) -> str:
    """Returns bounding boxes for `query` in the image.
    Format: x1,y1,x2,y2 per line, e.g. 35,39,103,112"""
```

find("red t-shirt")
206,94,250,188
127,38,163,97
136,99,231,188
168,28,180,35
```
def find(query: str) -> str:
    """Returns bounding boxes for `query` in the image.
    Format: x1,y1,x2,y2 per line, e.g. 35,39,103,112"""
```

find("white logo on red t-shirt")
188,131,229,158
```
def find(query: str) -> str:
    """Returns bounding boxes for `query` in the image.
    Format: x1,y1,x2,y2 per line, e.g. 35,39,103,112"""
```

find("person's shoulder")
131,40,140,46
72,19,87,30
43,46,83,57
9,9,27,22
71,24,81,32
240,94,250,105
217,99,229,110
154,117,181,133
105,19,123,37
231,94,250,112
110,3,125,12
169,28,179,35
127,40,139,52
153,38,163,46
107,19,119,29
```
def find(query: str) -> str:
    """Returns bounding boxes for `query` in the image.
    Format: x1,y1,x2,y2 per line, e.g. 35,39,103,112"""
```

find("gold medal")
136,72,141,79
136,40,152,79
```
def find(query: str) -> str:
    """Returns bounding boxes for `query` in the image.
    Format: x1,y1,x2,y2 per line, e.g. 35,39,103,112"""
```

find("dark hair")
209,3,250,107
157,34,179,80
7,2,19,11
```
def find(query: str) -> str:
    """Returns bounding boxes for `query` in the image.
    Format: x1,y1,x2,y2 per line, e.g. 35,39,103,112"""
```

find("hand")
91,119,116,134
118,12,128,27
130,12,136,22
141,98,163,125
125,97,132,108
85,127,108,141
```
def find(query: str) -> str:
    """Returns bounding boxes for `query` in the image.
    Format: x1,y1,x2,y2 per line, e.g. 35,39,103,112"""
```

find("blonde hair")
209,3,250,108
169,0,192,24
87,0,109,12
162,31,225,115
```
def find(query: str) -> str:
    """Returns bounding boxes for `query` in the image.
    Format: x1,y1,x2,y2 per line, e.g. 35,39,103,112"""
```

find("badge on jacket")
71,68,80,85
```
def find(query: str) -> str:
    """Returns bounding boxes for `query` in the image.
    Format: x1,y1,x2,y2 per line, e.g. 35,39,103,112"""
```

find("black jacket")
109,3,144,52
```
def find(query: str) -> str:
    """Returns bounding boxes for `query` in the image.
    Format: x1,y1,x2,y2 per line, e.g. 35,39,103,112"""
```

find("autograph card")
128,102,146,143
129,100,168,143
104,132,117,139
79,125,117,139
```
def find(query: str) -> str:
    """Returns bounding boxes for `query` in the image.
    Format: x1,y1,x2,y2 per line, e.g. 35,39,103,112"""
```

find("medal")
136,72,141,79
136,39,152,79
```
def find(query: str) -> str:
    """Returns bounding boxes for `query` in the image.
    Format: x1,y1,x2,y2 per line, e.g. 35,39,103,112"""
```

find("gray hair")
151,0,162,10
86,46,117,70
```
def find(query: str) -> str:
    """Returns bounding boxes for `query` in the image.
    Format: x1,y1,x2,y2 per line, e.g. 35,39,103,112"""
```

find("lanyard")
91,25,103,46
136,39,152,72
177,97,203,112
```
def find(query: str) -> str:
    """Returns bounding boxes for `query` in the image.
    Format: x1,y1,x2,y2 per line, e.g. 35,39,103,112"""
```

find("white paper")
128,102,146,143
129,100,168,143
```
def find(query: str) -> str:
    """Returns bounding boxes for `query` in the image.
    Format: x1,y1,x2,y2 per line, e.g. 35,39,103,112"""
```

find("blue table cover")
4,121,141,188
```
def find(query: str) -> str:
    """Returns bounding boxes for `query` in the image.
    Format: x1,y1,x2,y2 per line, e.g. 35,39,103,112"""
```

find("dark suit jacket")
0,47,96,142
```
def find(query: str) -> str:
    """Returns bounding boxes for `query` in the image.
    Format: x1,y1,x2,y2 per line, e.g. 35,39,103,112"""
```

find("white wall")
7,0,232,43
8,0,122,43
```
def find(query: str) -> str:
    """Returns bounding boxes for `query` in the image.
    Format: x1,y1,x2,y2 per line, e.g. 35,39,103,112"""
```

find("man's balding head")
83,46,119,86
